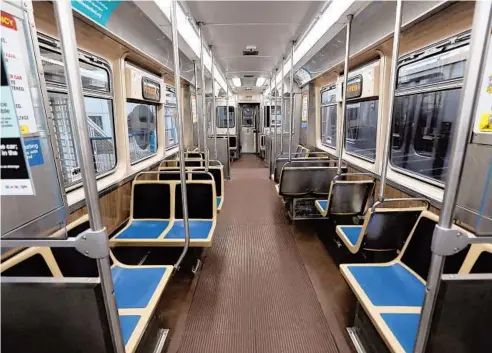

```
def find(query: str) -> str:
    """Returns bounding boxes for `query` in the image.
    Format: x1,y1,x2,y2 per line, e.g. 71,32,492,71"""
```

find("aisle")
177,155,340,353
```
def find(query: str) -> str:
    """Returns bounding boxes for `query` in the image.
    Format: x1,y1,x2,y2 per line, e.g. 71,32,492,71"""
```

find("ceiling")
184,1,325,93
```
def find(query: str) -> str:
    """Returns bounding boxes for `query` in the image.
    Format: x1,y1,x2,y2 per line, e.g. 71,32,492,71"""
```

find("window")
165,106,178,149
127,102,157,163
320,86,337,148
164,86,178,149
390,37,469,184
40,43,116,188
242,106,255,127
216,106,235,128
344,100,378,161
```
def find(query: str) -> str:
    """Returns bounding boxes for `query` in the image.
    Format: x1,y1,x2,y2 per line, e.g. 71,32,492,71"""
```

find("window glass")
321,87,336,104
165,106,178,149
40,47,110,92
242,106,255,127
321,105,337,148
345,99,378,161
397,46,468,89
216,106,235,128
391,89,460,182
48,92,116,186
127,102,157,163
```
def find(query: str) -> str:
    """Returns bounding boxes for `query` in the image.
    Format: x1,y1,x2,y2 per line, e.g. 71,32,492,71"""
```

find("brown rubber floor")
177,155,340,353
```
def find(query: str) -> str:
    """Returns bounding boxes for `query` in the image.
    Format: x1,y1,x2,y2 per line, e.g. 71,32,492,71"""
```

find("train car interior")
1,1,492,353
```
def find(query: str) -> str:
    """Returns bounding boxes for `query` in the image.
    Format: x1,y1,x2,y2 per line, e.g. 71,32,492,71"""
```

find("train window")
39,42,116,188
127,102,157,163
320,86,337,148
216,106,235,128
164,86,178,149
391,38,469,184
344,100,378,161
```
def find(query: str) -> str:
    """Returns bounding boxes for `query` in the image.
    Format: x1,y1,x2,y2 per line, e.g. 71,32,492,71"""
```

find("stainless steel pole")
194,61,201,150
53,2,125,352
337,15,353,174
273,69,278,165
288,41,294,161
199,24,209,171
280,58,285,154
269,74,273,169
378,0,402,202
413,3,492,352
171,0,190,271
210,45,218,160
226,84,230,160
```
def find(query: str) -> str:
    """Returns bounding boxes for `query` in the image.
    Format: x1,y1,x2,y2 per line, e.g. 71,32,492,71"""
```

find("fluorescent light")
155,0,228,91
256,77,266,87
232,77,241,87
263,0,355,97
245,87,252,91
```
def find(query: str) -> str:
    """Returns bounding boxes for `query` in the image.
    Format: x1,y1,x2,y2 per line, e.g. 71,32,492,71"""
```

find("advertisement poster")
301,91,308,128
1,11,38,135
1,52,34,195
474,36,492,134
71,0,121,27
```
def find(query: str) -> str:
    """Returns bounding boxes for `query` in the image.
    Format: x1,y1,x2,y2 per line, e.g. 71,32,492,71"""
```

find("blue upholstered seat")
316,200,328,213
381,313,420,353
165,220,213,239
217,197,222,208
112,266,168,309
114,220,169,239
338,226,363,246
119,315,141,345
344,263,425,307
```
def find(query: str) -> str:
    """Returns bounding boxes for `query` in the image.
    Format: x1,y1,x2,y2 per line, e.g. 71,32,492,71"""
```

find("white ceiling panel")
184,0,325,89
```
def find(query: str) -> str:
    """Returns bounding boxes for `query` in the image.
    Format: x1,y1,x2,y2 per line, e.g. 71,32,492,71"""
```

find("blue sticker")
301,122,308,128
24,139,44,167
72,0,121,27
150,131,156,153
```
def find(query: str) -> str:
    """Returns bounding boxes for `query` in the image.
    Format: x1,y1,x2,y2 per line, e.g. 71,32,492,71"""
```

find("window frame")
216,105,236,128
319,84,338,150
126,99,159,165
38,35,117,191
388,32,470,188
164,104,178,151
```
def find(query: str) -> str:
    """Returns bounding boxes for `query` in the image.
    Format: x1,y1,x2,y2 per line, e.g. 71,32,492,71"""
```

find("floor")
162,155,354,353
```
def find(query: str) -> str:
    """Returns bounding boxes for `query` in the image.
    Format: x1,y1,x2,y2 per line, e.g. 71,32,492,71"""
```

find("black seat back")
191,168,222,197
175,182,214,219
364,210,422,251
279,166,338,197
328,181,374,215
132,183,172,219
274,158,333,183
401,213,471,280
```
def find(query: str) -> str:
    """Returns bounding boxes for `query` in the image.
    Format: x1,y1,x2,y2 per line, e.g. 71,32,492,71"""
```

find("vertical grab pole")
280,58,285,154
337,15,353,174
414,2,492,352
378,0,403,202
171,0,190,270
226,84,230,160
210,45,218,160
269,74,273,170
273,69,278,165
288,41,294,161
194,61,201,150
53,2,125,352
199,24,209,171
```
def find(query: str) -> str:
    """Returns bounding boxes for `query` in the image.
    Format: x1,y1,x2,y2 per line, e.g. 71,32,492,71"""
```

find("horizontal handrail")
371,197,431,212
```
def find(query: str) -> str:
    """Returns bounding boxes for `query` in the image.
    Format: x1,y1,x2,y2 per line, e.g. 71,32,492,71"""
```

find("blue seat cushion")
216,197,222,208
317,200,328,212
112,266,167,309
346,263,425,307
381,313,420,353
119,315,141,345
339,226,363,246
114,220,169,239
165,220,213,239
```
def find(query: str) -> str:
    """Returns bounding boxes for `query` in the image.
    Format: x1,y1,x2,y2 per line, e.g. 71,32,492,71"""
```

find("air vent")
243,75,254,78
243,49,259,56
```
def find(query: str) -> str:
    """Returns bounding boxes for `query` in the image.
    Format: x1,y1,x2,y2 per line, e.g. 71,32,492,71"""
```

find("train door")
240,104,258,153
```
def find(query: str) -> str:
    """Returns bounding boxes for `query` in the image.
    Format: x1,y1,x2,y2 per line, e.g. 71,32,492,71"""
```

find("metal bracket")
431,225,470,256
74,228,110,259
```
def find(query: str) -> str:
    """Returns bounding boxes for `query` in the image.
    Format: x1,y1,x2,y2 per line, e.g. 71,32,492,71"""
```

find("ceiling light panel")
256,77,266,87
232,77,241,87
